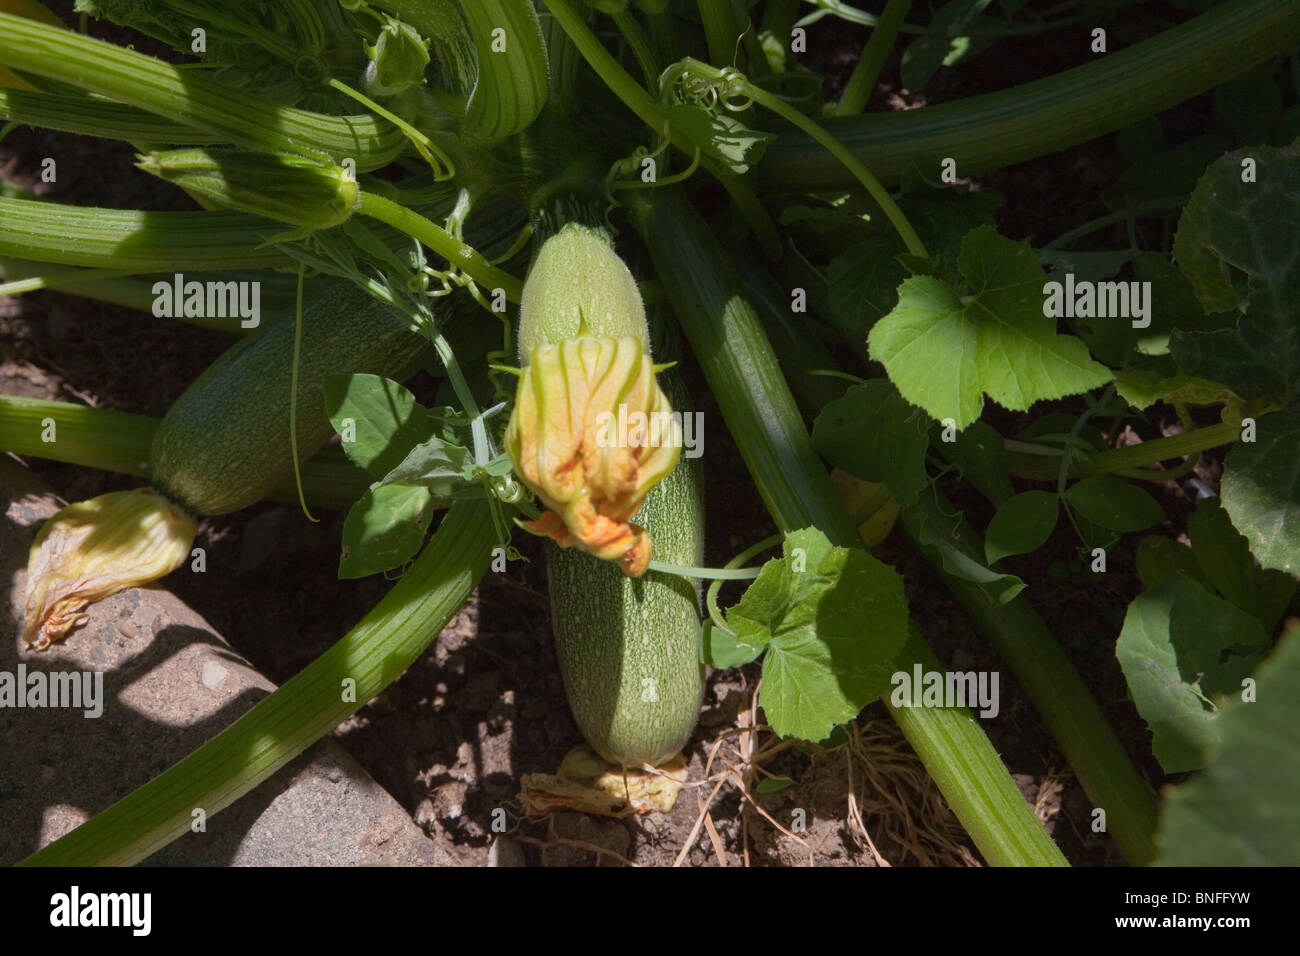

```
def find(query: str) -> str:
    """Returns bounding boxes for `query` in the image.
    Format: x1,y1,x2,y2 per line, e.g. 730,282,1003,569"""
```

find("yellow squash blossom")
506,335,681,577
23,488,196,651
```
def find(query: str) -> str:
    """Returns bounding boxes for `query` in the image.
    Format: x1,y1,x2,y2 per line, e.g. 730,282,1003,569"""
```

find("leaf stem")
538,0,782,256
835,0,911,116
357,192,524,301
18,500,494,865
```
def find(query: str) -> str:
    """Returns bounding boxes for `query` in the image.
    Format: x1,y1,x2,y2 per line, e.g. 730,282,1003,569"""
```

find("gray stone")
0,456,459,866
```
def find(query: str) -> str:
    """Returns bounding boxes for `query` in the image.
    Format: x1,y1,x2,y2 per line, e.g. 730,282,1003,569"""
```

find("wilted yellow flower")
506,335,681,577
24,489,197,651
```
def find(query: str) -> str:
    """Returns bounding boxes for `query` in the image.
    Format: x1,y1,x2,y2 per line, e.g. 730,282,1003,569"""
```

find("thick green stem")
898,489,1159,865
0,88,224,145
835,0,911,116
0,197,293,271
1008,421,1240,481
761,0,1300,190
698,0,745,68
632,188,1065,866
0,13,407,170
613,9,661,91
19,499,494,866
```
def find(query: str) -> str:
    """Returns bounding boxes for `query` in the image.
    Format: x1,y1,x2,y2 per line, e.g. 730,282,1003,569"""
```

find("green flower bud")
517,223,650,361
137,148,359,232
366,18,431,97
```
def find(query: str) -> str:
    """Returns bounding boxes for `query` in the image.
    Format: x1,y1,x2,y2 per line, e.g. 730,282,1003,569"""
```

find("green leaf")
1101,142,1222,210
339,483,434,578
827,177,1000,338
1037,249,1137,287
1170,144,1300,402
367,17,431,97
377,434,472,490
725,528,909,742
755,777,795,794
700,618,766,669
1222,402,1300,573
1076,252,1226,366
827,235,907,338
665,104,774,175
1116,572,1269,773
1189,496,1261,617
1137,498,1293,634
985,491,1059,565
868,226,1111,430
1114,367,1237,411
324,373,435,480
900,0,993,92
1135,536,1207,593
811,381,930,507
936,420,1015,506
916,511,1025,604
1156,627,1300,866
1064,475,1163,533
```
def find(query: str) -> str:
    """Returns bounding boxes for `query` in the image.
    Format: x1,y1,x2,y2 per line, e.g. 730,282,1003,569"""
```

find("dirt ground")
0,3,1219,866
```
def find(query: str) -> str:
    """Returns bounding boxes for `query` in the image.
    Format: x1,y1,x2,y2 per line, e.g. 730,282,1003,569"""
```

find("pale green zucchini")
149,280,428,515
547,371,705,767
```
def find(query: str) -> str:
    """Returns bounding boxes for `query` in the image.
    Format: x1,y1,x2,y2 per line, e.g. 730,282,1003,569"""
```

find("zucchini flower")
23,489,197,651
506,335,681,577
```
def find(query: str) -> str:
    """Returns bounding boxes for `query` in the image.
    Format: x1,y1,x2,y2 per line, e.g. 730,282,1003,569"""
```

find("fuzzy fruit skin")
149,280,428,516
517,223,649,361
547,371,704,767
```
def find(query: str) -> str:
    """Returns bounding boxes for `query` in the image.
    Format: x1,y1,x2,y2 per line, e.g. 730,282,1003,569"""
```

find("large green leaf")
1222,402,1300,573
869,226,1111,430
828,174,999,338
811,380,930,507
1170,144,1300,402
1116,572,1269,773
1188,496,1296,630
726,528,910,742
1156,627,1300,866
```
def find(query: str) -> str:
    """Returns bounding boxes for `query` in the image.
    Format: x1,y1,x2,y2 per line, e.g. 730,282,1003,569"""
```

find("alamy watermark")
152,273,261,328
890,664,1000,718
593,405,704,459
50,886,150,936
1042,274,1152,329
0,665,103,718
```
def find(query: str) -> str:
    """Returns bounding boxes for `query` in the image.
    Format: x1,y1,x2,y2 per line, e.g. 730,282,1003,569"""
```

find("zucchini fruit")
23,279,429,648
150,279,427,515
507,221,705,767
548,371,705,768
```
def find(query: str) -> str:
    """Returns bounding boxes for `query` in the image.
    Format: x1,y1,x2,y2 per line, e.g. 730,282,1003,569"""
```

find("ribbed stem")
0,13,407,169
898,489,1159,864
18,499,494,866
632,188,1066,866
761,0,1300,189
0,197,292,271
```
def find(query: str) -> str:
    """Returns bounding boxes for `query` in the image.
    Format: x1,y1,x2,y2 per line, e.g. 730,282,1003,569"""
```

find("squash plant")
1,0,1299,866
